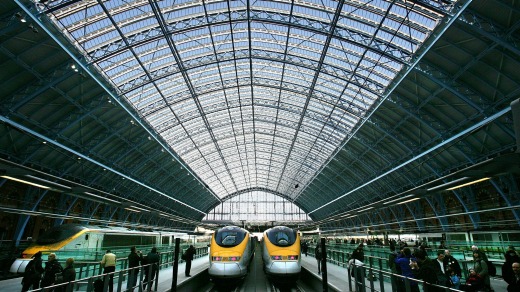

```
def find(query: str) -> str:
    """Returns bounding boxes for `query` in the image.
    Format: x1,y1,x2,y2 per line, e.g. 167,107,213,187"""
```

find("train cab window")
215,227,246,247
267,227,296,247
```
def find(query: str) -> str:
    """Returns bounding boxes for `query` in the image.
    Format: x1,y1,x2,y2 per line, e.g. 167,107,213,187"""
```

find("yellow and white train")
10,224,187,273
208,225,255,280
261,226,301,281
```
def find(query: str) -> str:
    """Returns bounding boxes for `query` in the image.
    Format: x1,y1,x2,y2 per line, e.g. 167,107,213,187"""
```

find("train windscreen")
36,224,87,245
215,227,246,247
266,227,297,247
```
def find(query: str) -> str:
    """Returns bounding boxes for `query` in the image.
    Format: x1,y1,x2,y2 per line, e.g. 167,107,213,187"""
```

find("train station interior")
1,0,520,291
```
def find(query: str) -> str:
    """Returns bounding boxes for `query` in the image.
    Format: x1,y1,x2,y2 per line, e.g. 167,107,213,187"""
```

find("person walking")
21,251,44,292
143,247,159,291
41,253,63,290
100,250,116,292
127,246,142,291
184,245,196,277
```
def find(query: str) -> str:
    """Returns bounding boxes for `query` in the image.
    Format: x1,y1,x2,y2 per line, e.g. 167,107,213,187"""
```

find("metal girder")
458,7,520,57
120,49,389,98
84,9,413,66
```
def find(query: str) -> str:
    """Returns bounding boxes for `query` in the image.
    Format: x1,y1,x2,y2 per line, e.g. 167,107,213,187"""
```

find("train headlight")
229,256,241,261
271,255,299,260
212,256,223,261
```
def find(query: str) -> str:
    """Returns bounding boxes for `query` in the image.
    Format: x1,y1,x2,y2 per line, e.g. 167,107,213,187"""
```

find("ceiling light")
446,177,490,191
1,175,50,189
25,175,71,189
356,206,374,213
397,197,420,205
15,12,26,23
28,24,38,33
125,207,141,213
383,194,414,205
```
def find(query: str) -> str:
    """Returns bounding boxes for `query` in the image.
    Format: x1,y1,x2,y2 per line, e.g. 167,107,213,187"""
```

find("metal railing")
28,245,209,292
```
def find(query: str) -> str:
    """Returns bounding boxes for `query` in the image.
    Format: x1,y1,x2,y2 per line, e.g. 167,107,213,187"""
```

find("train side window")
85,234,89,240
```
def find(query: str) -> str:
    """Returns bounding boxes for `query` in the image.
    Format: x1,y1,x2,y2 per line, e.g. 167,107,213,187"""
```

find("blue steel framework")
0,0,519,242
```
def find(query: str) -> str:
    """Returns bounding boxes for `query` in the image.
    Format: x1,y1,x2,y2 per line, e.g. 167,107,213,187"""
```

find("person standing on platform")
388,245,401,292
507,262,520,292
100,250,116,292
21,251,44,292
503,246,519,285
472,251,491,292
184,245,196,277
410,252,439,292
302,241,308,257
315,243,322,274
443,249,461,277
472,245,489,262
432,250,449,288
395,247,419,292
127,246,142,291
57,257,76,292
143,247,159,290
41,253,63,290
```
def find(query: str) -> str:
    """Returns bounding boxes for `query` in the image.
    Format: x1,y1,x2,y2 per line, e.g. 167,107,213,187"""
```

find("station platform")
0,252,511,291
300,253,509,292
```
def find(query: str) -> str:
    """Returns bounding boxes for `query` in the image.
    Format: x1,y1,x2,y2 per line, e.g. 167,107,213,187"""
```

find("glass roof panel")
40,0,450,203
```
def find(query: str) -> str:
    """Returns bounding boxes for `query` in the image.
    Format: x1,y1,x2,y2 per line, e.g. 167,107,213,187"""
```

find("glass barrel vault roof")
37,0,450,201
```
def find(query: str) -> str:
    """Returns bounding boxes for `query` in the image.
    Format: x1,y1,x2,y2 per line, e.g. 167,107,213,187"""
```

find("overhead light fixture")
427,177,470,192
25,175,71,190
125,208,141,213
28,24,38,33
15,12,26,23
446,177,490,191
383,194,414,205
397,197,420,205
356,206,374,213
84,192,120,204
1,175,50,189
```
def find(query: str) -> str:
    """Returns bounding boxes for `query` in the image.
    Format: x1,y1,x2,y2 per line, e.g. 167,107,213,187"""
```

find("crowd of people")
387,243,520,292
21,251,75,292
303,237,519,292
19,244,198,292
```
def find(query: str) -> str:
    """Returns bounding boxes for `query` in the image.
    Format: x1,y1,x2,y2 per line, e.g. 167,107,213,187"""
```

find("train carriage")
10,224,186,274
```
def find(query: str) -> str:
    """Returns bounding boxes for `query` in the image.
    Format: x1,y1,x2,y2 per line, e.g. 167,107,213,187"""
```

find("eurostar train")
208,226,255,280
261,226,301,281
10,224,187,273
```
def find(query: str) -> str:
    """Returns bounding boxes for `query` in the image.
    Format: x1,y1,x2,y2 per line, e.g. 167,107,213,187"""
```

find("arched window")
204,190,310,223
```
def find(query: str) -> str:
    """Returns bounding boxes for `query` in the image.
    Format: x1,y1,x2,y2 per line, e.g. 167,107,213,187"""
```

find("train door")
82,232,90,249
